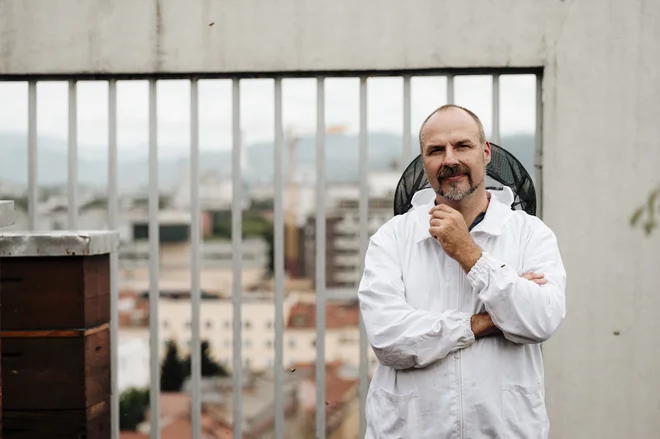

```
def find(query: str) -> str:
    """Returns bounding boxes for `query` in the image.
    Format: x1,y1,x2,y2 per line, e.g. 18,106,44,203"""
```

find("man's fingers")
429,209,450,220
521,271,545,280
521,271,547,285
429,218,445,228
428,204,457,215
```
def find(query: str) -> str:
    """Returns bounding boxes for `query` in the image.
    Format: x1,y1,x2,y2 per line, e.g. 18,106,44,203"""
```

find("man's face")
420,108,491,201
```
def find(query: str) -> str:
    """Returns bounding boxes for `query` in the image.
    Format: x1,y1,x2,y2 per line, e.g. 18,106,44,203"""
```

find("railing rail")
4,68,543,439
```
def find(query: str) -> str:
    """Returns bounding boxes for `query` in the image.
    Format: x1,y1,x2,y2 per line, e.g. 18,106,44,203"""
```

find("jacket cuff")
466,251,500,290
457,312,476,348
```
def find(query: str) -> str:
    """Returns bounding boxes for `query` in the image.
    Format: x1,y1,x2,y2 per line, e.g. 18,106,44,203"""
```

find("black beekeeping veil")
393,143,537,216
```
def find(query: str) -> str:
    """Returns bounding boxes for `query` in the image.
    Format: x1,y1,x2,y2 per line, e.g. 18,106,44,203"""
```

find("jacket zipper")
457,264,465,439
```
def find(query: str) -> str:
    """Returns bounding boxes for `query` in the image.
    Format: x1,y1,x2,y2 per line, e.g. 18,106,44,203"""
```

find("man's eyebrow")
424,143,445,152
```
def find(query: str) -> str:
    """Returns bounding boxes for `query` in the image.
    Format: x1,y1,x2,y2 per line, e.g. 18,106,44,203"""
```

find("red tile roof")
286,302,359,329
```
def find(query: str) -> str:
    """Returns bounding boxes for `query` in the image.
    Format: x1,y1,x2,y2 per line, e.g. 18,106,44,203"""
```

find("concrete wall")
0,0,560,75
2,0,660,437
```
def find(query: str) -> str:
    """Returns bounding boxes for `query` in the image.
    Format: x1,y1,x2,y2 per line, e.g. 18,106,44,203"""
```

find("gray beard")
437,177,483,201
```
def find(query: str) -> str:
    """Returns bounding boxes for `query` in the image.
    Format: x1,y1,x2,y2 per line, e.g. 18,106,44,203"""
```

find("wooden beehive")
0,200,17,439
0,231,117,439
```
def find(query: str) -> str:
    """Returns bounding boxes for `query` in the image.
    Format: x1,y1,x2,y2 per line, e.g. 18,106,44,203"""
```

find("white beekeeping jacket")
359,188,566,439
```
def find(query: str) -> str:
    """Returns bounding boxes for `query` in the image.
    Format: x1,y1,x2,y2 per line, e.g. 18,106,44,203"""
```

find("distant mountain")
0,131,536,192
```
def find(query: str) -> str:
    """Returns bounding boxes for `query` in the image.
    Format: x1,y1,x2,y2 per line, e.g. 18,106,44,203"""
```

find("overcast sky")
0,75,537,157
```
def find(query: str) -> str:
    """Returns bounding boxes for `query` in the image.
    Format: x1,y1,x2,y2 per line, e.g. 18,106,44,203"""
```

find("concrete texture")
0,231,119,256
1,0,660,437
0,200,15,228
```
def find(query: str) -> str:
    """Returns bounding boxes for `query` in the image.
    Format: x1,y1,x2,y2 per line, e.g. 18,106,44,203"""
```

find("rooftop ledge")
0,231,119,257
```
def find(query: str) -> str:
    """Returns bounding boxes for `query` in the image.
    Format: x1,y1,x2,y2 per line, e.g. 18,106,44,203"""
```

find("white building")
117,328,151,393
157,294,376,374
170,168,242,211
158,294,297,371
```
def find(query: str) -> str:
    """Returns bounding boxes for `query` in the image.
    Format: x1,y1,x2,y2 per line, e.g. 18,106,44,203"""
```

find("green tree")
630,185,660,236
119,387,150,431
183,340,230,378
160,340,186,392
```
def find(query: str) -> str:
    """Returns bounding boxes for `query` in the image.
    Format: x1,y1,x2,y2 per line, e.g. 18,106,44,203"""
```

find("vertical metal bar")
491,75,501,144
358,77,369,439
108,79,120,439
108,81,118,231
315,76,327,439
68,80,78,229
273,78,285,439
231,78,243,439
148,79,161,439
535,74,544,218
402,75,412,164
27,81,37,231
446,74,455,105
190,79,202,439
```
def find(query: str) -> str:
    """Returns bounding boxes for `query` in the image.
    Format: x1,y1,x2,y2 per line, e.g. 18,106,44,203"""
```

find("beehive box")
0,231,117,439
0,200,16,438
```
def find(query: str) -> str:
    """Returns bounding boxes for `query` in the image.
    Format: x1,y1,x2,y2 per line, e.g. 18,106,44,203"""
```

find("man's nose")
443,147,459,166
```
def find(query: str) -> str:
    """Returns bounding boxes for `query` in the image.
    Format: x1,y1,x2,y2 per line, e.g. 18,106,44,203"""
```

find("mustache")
437,164,471,180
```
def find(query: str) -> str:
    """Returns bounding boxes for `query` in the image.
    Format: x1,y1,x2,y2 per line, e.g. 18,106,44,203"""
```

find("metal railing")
4,68,543,439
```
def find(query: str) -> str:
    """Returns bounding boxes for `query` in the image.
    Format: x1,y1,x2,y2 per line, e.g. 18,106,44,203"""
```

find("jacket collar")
412,187,515,243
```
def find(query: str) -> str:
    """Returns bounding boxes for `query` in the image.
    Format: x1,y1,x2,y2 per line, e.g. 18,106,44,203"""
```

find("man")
358,104,566,438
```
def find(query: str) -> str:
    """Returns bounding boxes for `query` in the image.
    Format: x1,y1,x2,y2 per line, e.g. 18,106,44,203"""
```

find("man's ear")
483,141,492,165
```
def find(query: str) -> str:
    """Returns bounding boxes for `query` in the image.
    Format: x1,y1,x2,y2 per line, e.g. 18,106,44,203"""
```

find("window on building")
288,339,296,349
205,320,213,329
266,340,273,349
244,320,252,330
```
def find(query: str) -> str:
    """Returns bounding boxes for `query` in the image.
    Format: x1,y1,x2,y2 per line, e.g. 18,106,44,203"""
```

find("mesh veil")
393,143,537,216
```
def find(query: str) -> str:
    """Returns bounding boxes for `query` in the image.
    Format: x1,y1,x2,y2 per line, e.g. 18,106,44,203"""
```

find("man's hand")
521,270,546,285
428,204,482,272
471,312,501,338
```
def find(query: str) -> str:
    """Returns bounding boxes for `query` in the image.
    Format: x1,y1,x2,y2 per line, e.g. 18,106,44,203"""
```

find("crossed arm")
471,271,545,338
358,219,566,370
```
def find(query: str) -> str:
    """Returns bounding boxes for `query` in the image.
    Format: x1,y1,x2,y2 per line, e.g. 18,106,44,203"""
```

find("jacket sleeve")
358,222,475,370
467,218,567,344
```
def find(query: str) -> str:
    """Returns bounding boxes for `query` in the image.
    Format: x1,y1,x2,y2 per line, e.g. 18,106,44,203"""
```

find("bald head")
419,104,486,150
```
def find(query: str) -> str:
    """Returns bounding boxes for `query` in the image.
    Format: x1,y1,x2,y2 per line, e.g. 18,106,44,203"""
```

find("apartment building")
156,294,377,374
302,171,400,288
